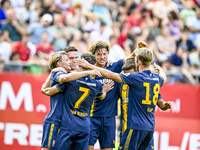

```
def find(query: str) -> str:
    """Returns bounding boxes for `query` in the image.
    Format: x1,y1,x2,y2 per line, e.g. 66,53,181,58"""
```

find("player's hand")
103,80,114,93
74,58,90,68
107,59,114,67
165,102,172,110
137,41,148,48
51,67,67,74
152,63,162,73
89,69,102,77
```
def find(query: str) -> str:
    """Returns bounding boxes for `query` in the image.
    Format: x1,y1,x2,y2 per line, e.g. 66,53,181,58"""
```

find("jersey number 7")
142,82,160,105
74,87,90,109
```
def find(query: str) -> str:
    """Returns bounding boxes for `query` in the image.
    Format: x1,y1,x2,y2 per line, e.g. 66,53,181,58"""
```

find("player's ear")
57,61,61,67
138,59,142,66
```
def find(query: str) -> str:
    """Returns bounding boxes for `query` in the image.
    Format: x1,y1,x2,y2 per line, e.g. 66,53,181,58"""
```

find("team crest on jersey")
124,73,130,76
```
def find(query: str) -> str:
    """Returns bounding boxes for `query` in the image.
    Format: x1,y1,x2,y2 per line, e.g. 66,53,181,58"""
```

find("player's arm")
98,80,115,100
157,99,172,111
76,59,123,83
57,69,102,83
152,63,167,83
41,84,60,96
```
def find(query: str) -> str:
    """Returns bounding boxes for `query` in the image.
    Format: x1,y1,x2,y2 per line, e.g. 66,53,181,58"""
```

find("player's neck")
139,65,150,72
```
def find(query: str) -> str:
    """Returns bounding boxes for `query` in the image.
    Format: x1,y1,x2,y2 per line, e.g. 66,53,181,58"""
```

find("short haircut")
49,51,67,70
81,53,96,70
122,59,136,71
62,46,78,53
134,47,153,67
89,41,110,55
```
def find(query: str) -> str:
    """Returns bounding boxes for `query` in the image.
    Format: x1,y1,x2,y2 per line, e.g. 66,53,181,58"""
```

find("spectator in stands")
90,21,112,43
153,0,179,21
54,0,71,13
0,31,12,61
125,8,150,41
16,0,39,26
69,30,88,57
50,13,70,52
186,7,200,46
36,32,55,61
170,45,196,85
180,0,196,26
64,3,86,35
83,12,100,32
189,44,200,69
113,0,137,30
2,8,26,45
92,0,112,26
108,35,125,62
0,0,11,30
27,13,54,44
40,0,60,17
12,34,33,61
177,27,196,53
155,26,176,63
165,11,181,40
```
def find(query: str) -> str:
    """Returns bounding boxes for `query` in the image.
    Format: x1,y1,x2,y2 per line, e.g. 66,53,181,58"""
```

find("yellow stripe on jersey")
121,84,129,135
124,129,133,149
48,123,55,148
90,100,96,117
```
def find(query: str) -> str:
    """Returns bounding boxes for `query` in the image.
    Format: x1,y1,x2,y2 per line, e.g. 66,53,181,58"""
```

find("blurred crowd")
0,0,199,84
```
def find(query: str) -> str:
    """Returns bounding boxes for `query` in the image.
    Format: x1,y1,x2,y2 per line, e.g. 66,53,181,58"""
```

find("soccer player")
75,44,168,149
41,51,102,150
87,41,134,150
118,59,172,150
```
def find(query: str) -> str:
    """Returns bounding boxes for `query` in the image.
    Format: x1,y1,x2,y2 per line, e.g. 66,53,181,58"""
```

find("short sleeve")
120,72,137,86
55,83,66,92
51,71,66,82
112,59,124,73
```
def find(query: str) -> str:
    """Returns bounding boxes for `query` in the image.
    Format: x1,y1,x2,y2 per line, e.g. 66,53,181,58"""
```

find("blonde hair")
89,41,110,55
49,51,67,70
134,47,153,67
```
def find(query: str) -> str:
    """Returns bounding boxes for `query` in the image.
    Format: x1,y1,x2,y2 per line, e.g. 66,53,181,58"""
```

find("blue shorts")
41,122,60,149
89,116,116,149
119,129,154,150
54,129,89,150
148,137,154,150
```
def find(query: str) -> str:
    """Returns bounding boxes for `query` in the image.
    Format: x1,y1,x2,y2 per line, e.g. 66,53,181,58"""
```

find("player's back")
120,70,164,131
60,75,102,133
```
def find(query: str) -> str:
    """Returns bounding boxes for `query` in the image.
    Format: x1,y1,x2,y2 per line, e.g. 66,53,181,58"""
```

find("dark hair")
169,11,178,20
89,41,110,55
81,53,96,65
62,46,78,53
9,52,19,61
1,0,10,7
122,59,136,71
81,53,96,70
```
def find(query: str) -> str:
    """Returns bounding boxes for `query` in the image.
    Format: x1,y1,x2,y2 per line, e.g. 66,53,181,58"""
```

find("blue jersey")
60,75,103,133
90,59,124,117
118,82,163,135
120,70,164,131
44,71,66,125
